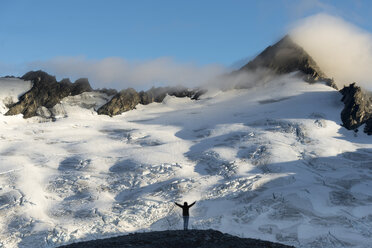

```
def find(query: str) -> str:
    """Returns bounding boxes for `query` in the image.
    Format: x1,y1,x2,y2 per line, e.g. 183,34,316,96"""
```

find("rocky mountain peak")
21,70,58,84
239,35,336,88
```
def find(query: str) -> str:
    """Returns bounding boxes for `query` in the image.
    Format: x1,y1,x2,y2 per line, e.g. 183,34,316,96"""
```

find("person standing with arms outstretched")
175,201,196,230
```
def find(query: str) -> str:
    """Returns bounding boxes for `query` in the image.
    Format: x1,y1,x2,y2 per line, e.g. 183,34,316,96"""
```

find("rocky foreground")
58,230,295,248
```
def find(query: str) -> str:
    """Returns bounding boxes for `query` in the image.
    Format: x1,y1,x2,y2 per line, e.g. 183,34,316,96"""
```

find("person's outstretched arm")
175,202,182,208
189,201,196,207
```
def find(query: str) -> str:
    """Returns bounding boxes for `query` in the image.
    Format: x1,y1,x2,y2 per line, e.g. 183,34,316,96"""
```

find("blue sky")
1,0,372,88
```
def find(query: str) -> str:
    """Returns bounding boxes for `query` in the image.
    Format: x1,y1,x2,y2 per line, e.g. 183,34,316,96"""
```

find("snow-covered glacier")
0,75,371,248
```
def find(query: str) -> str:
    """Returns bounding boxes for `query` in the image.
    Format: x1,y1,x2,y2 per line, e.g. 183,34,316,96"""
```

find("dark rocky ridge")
5,70,93,118
238,35,337,89
340,83,372,134
58,229,295,248
3,70,205,118
97,86,206,116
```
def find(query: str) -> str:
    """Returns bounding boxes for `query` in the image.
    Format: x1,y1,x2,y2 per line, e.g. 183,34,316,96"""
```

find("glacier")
0,74,371,248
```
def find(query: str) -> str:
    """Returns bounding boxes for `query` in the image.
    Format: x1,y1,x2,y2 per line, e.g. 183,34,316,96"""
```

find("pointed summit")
239,35,336,88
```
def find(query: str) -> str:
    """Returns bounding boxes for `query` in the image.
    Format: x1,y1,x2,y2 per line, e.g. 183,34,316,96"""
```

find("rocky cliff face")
97,86,206,116
239,35,337,89
58,229,294,248
340,83,372,134
5,70,93,118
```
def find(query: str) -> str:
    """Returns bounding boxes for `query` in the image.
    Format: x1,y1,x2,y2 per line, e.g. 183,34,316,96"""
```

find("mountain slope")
0,75,371,248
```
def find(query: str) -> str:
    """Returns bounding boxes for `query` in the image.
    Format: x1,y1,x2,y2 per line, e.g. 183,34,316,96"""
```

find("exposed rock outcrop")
3,70,206,118
97,88,140,116
340,83,372,134
97,86,206,116
71,78,93,95
58,229,294,248
5,70,93,118
238,35,337,89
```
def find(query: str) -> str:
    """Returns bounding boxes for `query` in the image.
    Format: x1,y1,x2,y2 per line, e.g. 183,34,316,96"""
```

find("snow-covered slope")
0,75,371,248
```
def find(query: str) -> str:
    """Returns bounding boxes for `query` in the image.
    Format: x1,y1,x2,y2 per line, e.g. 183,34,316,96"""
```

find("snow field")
0,76,371,247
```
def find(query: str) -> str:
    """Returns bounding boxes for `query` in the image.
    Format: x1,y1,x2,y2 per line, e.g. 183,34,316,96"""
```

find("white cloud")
27,56,227,90
290,13,372,89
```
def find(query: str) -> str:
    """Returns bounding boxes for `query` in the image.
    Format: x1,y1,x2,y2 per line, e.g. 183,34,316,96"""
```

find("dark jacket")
175,202,196,216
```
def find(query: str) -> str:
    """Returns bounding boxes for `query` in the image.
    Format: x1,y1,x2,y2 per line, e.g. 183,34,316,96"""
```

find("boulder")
340,83,372,132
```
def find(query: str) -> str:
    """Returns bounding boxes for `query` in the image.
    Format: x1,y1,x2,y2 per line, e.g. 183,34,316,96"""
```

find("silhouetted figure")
175,201,196,230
